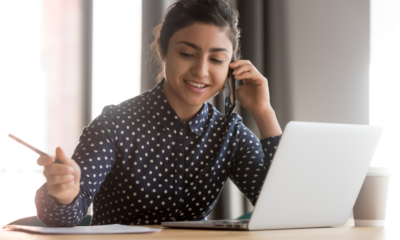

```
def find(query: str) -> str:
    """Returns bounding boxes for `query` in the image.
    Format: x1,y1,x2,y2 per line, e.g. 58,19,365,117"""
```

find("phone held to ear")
224,57,237,119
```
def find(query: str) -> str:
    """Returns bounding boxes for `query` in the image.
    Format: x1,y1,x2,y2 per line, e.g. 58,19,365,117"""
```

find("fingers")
37,155,54,166
230,60,261,82
232,64,254,76
44,163,75,192
37,147,80,203
48,181,76,196
37,147,71,166
234,71,255,81
229,60,267,85
56,147,71,165
234,72,264,86
43,164,74,177
229,59,252,68
46,174,74,186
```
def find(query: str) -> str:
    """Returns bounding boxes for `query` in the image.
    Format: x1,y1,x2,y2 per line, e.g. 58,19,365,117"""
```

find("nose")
190,57,209,78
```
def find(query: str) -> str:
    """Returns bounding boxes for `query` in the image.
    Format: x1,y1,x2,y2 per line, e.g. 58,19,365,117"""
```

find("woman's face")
160,23,233,108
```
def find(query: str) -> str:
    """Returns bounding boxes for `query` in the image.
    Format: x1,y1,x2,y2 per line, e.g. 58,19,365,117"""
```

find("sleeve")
228,122,281,206
35,105,118,227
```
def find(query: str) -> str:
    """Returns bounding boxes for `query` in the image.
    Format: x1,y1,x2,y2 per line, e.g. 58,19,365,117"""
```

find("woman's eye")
179,52,223,64
211,59,224,64
180,52,194,57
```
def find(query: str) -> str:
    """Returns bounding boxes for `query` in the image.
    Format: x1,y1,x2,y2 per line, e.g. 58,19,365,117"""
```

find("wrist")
53,196,75,205
51,188,80,205
250,106,282,139
250,105,275,116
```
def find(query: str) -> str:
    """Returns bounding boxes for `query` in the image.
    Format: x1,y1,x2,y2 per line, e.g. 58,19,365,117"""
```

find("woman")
35,0,282,226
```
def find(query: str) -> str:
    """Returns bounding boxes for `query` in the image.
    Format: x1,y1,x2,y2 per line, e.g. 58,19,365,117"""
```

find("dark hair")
150,0,241,82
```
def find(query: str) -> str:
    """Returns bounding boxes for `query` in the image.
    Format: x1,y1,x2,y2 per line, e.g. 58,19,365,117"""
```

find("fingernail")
68,166,74,173
71,181,75,185
69,175,75,180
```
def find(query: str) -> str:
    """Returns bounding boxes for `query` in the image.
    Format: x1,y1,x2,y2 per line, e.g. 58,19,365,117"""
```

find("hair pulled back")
150,0,241,82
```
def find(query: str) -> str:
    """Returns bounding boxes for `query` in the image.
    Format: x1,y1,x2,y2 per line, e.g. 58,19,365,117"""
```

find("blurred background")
0,0,399,227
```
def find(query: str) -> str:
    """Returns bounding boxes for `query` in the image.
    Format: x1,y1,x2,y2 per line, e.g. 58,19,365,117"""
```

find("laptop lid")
249,121,382,230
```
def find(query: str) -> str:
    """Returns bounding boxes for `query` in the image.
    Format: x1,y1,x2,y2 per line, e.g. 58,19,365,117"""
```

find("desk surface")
1,219,399,240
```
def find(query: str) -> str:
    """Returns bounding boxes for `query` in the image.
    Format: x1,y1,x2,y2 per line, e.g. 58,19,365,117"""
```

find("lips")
184,80,210,88
184,79,209,93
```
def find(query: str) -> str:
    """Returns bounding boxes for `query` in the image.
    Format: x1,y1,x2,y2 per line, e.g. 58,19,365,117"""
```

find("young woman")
35,0,282,226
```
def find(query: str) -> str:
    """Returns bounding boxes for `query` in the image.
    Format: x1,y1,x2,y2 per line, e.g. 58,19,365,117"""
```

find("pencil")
8,134,63,164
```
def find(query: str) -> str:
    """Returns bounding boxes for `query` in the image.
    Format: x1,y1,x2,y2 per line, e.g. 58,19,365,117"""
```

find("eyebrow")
176,41,230,53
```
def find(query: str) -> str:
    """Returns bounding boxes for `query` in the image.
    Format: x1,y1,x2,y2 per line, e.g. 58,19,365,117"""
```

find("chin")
183,98,206,107
179,93,205,105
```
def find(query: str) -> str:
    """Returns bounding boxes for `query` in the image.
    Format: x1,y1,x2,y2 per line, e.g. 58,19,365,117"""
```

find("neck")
162,80,203,122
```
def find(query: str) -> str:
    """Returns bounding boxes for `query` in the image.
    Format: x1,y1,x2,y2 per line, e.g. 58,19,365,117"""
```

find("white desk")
1,219,398,240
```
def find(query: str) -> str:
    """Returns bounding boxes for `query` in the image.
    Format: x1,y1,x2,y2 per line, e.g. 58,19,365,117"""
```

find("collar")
149,78,209,136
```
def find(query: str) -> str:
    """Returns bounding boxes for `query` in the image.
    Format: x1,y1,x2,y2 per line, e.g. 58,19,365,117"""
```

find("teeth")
186,81,206,88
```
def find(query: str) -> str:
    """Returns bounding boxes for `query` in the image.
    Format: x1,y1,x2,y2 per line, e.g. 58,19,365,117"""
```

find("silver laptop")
161,121,383,230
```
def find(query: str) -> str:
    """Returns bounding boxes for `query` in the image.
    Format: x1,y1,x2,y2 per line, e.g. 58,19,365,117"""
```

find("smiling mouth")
184,80,209,88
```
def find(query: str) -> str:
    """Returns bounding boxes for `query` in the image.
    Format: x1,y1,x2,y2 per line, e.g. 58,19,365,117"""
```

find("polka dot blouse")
35,78,281,227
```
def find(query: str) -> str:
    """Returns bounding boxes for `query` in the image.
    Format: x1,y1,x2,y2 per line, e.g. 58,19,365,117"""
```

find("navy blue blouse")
35,78,281,226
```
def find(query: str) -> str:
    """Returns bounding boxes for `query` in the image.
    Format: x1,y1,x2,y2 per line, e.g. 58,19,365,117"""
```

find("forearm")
251,107,282,139
229,124,281,206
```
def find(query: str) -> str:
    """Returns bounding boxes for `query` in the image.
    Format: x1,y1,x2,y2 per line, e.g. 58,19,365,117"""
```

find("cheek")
165,59,179,78
211,67,228,86
165,53,190,78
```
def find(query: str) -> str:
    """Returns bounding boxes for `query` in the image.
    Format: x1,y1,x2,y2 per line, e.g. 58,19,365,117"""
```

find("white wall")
270,0,370,126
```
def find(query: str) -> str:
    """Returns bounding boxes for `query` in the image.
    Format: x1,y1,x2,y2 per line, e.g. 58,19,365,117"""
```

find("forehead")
170,23,233,51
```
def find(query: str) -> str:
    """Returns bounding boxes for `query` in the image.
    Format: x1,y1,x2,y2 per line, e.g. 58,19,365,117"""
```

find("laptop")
161,121,383,230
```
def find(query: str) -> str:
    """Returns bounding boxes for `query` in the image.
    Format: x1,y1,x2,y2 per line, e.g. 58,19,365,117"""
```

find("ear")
156,39,165,62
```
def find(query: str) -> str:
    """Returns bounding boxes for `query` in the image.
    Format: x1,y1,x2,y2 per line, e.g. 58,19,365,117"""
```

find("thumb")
55,147,71,165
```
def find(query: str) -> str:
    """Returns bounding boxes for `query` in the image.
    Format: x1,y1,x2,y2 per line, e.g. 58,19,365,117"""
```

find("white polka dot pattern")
35,78,281,227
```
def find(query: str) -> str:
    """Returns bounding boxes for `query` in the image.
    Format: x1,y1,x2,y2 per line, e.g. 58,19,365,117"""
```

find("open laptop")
161,121,383,230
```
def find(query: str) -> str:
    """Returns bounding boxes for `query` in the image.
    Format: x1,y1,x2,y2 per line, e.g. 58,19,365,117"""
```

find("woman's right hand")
37,147,81,205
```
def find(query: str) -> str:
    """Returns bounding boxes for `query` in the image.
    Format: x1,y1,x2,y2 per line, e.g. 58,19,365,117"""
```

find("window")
92,0,142,119
0,0,142,227
0,1,46,227
370,0,400,227
0,0,85,226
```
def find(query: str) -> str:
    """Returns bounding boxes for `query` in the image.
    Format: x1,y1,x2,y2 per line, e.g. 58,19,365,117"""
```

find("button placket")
172,122,186,214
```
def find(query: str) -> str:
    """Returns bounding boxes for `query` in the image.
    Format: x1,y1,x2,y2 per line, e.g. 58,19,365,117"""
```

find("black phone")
224,58,237,118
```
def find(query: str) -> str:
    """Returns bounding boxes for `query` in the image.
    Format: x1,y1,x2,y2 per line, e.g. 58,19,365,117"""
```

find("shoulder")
97,89,154,120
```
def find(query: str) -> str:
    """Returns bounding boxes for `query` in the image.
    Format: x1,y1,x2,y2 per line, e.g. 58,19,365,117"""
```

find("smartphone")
224,57,237,118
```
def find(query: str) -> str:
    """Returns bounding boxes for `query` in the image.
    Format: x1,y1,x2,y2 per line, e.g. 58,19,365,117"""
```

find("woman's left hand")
230,60,271,114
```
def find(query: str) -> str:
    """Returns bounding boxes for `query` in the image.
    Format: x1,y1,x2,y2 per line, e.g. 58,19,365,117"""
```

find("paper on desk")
5,224,162,235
